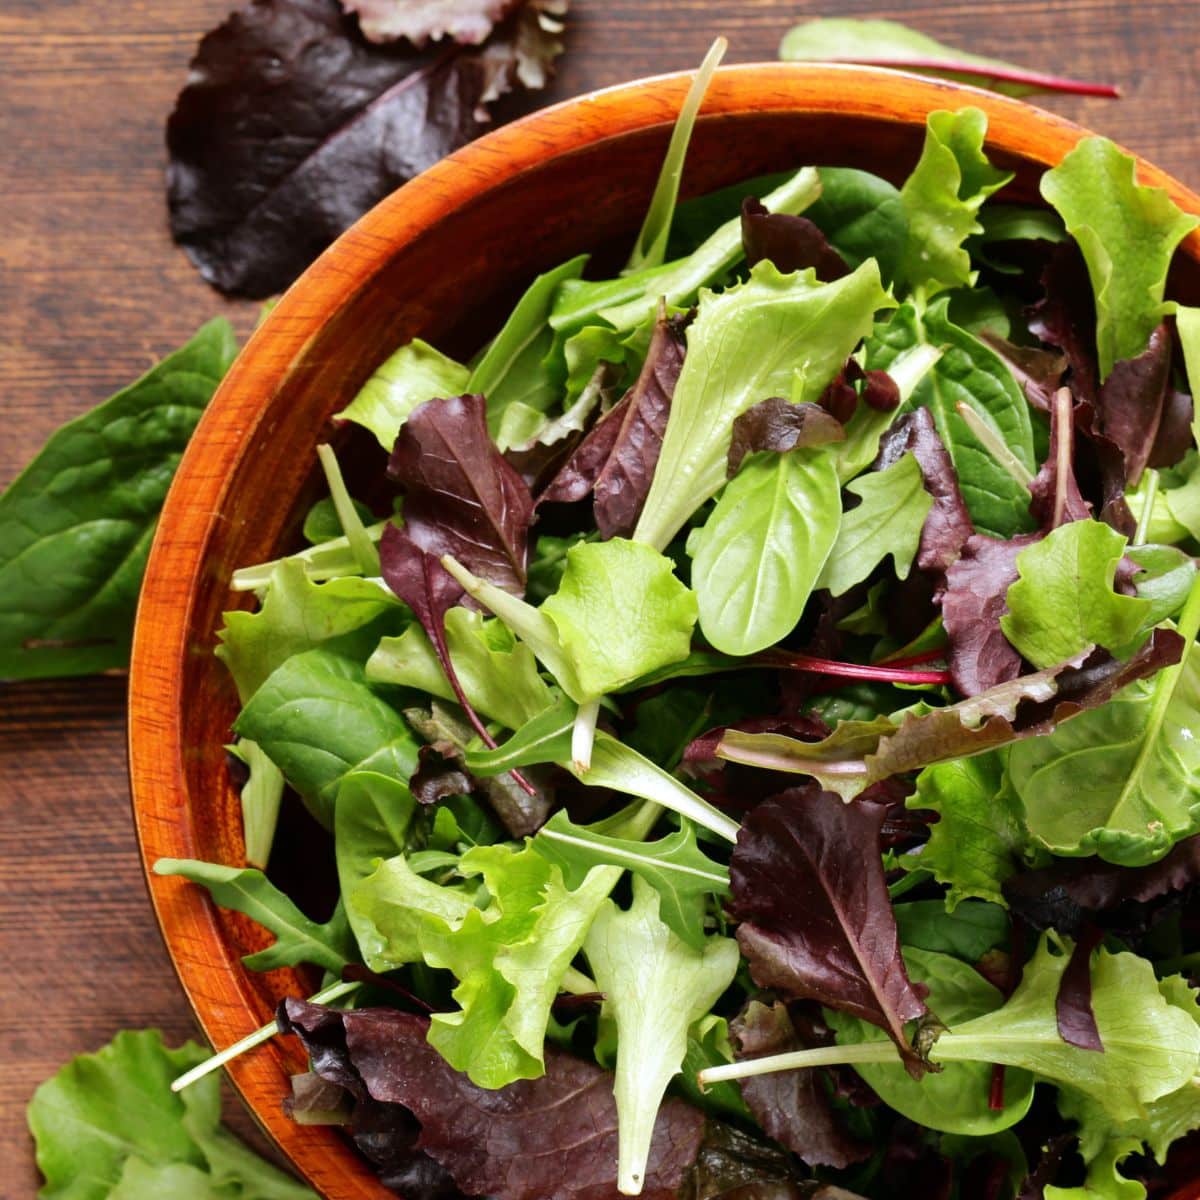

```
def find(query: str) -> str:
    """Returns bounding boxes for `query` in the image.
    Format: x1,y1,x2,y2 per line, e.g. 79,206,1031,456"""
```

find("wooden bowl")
128,64,1200,1199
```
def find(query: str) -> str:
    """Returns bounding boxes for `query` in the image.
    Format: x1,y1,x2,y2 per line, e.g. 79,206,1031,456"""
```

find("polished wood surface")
4,2,1200,1196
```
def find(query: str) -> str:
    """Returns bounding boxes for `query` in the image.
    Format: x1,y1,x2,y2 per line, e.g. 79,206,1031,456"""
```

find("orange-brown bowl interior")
128,63,1200,1199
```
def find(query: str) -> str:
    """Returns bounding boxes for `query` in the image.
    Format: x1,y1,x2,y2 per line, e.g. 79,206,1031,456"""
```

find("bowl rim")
128,60,1200,1198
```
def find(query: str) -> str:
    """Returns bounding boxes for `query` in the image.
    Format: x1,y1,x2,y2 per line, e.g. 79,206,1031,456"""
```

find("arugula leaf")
827,947,1035,1135
584,878,739,1194
1041,137,1198,379
896,108,1012,295
689,446,842,655
0,318,236,680
153,858,355,974
534,809,729,950
367,606,553,731
909,753,1025,909
634,258,893,550
869,298,1036,537
226,738,285,870
234,648,419,829
818,452,933,596
338,338,469,451
29,1029,316,1200
1000,521,1151,668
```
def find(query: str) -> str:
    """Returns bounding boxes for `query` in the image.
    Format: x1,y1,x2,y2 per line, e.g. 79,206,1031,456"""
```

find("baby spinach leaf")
301,495,374,545
730,786,929,1068
153,858,356,974
1040,137,1198,379
1010,582,1200,865
869,299,1036,538
227,738,285,870
0,318,236,680
584,878,739,1195
534,809,729,949
634,258,893,550
216,562,403,702
818,452,933,596
234,648,420,829
1001,521,1151,668
807,166,907,283
827,947,1035,1135
893,899,1009,961
896,108,1012,295
909,753,1025,909
689,446,841,655
338,338,469,451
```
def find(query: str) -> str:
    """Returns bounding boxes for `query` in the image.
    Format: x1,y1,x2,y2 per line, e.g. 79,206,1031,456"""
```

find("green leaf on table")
534,809,730,950
869,298,1036,537
217,561,403,702
689,447,841,655
467,255,588,442
896,108,1012,295
0,318,237,680
1041,137,1198,379
1009,619,1200,865
1000,521,1151,668
367,605,553,731
227,738,285,870
635,258,892,550
338,338,469,451
153,858,355,974
28,1029,316,1200
828,946,1034,1136
817,452,933,596
234,648,419,829
584,878,739,1194
894,898,1009,961
909,752,1026,909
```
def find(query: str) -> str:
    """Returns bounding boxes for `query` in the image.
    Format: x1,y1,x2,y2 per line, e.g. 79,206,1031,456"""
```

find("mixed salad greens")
154,60,1200,1200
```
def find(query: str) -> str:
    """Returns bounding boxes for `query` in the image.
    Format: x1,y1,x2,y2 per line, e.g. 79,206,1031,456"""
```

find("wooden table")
2,0,1197,1193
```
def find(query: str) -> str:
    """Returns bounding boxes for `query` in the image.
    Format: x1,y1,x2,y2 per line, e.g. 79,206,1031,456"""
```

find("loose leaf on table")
779,18,1119,98
534,809,729,949
584,879,739,1195
28,1029,316,1200
726,397,845,475
729,786,930,1068
689,446,842,655
1040,137,1199,380
909,752,1025,909
716,630,1184,801
167,0,564,296
153,858,356,974
1000,521,1151,669
817,452,933,596
729,1000,870,1168
234,648,420,829
279,1000,705,1200
337,338,470,451
895,108,1012,296
633,258,893,550
740,196,849,279
827,947,1035,1136
0,318,236,681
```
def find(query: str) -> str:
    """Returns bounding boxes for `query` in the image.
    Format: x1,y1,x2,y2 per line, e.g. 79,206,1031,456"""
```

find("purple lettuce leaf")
741,197,849,281
729,786,931,1072
167,0,562,297
1055,926,1104,1052
727,400,846,476
280,999,703,1200
538,394,630,505
729,999,871,1169
978,332,1067,413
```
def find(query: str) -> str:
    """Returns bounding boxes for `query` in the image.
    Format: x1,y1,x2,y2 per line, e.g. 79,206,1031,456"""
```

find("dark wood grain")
2,2,1198,1196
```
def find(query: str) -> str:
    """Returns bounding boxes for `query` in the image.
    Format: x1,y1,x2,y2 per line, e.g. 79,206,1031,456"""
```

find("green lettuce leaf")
633,258,893,550
337,337,469,451
152,859,355,974
1044,1140,1148,1200
584,878,739,1194
828,946,1034,1135
1001,521,1151,668
896,108,1012,295
226,738,284,870
1041,137,1198,378
0,318,237,680
817,451,933,596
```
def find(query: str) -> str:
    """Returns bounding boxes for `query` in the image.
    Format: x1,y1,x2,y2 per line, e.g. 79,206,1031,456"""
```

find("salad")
157,59,1200,1200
